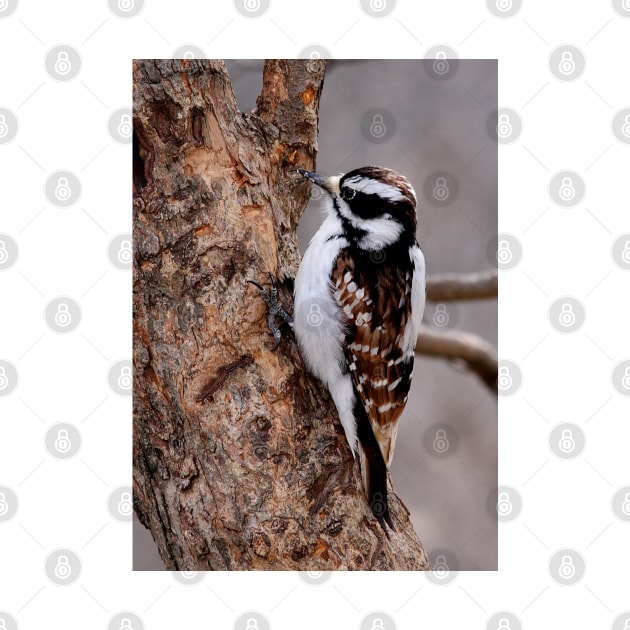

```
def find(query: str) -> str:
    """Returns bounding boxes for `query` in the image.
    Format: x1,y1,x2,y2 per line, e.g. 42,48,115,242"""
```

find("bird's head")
298,166,418,250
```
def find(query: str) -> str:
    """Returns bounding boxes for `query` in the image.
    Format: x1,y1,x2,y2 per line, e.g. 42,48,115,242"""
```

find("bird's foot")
248,273,294,351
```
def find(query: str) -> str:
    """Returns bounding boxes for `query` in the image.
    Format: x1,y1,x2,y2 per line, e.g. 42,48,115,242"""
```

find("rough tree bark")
132,59,431,570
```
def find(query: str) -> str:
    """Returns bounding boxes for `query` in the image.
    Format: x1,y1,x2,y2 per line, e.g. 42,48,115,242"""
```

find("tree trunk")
132,59,430,571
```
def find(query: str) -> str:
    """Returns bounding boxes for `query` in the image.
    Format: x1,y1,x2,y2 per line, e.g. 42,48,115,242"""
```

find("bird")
251,166,425,530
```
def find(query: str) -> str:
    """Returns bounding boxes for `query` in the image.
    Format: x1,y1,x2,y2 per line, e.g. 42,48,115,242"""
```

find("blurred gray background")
134,59,497,571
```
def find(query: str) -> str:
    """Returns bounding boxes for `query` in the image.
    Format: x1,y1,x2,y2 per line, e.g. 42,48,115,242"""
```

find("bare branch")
426,270,497,302
415,324,498,392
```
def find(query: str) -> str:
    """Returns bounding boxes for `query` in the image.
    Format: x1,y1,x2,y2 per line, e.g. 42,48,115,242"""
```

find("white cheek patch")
357,217,404,250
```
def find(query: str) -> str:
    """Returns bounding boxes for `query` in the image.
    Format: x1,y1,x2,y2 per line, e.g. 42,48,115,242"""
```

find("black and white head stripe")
341,166,417,207
343,174,413,204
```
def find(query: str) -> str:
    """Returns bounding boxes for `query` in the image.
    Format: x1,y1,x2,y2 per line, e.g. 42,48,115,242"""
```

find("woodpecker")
252,166,425,530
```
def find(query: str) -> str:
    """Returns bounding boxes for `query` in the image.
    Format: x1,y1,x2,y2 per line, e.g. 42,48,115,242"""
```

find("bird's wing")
331,247,416,468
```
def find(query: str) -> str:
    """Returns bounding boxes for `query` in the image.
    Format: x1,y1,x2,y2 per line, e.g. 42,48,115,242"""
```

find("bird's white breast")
294,213,348,385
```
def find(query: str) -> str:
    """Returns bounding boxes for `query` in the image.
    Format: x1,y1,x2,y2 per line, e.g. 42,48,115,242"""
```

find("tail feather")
353,388,395,530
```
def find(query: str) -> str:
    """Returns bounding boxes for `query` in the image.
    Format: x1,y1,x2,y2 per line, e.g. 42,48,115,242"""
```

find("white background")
0,1,629,629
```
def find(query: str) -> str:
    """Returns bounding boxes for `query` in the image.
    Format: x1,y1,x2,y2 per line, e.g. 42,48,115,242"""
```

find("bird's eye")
341,188,356,201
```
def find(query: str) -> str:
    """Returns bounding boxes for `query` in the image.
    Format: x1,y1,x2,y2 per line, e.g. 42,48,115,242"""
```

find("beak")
298,169,339,195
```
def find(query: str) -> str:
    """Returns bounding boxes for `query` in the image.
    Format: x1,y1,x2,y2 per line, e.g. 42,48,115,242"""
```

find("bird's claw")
248,274,293,351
